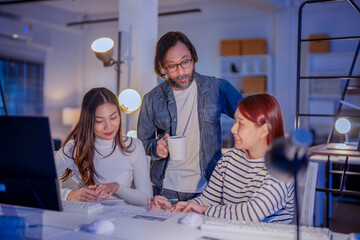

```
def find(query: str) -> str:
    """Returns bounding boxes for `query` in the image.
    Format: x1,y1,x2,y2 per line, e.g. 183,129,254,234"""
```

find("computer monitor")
0,116,62,211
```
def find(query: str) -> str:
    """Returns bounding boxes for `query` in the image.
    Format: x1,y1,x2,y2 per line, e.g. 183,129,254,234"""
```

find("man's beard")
167,69,195,90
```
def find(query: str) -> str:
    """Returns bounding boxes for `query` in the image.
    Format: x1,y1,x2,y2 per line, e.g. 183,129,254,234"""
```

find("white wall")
118,0,158,134
43,28,84,140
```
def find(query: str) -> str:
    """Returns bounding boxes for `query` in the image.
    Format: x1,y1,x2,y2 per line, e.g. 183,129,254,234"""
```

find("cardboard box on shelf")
243,76,267,94
309,34,330,53
220,39,242,56
242,38,267,55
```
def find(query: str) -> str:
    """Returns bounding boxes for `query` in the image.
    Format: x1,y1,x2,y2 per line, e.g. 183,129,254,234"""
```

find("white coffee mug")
167,136,186,161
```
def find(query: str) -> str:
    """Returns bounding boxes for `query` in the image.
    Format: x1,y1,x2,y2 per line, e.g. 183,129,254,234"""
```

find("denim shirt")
137,72,242,190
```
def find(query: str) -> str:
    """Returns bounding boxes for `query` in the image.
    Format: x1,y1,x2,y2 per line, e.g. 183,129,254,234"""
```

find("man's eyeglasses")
164,59,193,73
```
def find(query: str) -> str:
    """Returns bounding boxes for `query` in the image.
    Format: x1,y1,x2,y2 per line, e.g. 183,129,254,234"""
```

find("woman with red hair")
149,93,294,223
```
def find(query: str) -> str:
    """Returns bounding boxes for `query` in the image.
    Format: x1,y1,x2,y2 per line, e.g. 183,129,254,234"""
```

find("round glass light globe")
335,118,351,134
118,89,141,114
127,130,137,138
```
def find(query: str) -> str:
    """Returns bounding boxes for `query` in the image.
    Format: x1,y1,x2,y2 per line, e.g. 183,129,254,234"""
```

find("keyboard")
201,218,332,240
62,201,104,214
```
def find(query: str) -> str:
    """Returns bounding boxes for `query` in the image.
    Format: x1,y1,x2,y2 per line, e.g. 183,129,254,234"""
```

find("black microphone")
265,128,313,181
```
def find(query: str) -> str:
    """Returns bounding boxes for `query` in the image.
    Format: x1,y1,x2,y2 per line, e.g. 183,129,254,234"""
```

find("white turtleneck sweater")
55,137,152,206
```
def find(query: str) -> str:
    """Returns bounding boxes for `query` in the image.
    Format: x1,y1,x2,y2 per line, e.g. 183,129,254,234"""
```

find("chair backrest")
297,161,319,226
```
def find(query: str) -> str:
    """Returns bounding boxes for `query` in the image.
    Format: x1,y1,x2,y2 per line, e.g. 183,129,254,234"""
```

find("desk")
309,143,360,227
0,203,349,240
309,144,360,158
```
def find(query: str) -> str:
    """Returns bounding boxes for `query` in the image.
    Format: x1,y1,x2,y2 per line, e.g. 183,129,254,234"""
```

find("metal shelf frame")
295,0,360,144
296,0,360,229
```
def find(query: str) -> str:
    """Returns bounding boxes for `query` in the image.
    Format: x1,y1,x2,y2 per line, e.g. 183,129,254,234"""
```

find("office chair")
297,161,319,226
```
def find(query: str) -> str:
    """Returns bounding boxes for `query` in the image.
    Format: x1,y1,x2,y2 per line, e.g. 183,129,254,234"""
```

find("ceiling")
0,0,296,17
40,0,294,15
42,0,120,16
0,0,210,16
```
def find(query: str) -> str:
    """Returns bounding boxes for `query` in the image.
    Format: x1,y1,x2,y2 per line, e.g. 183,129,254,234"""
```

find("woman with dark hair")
149,93,294,223
55,87,152,206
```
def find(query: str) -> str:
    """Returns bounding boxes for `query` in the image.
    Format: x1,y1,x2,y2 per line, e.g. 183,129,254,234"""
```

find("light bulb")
91,37,114,53
335,118,351,134
127,130,137,138
118,89,141,114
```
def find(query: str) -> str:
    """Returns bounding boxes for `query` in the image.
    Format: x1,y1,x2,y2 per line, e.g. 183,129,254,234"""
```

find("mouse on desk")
85,219,115,234
178,213,204,227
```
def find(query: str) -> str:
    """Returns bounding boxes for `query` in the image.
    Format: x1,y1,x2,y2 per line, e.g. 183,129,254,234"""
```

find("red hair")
238,93,284,145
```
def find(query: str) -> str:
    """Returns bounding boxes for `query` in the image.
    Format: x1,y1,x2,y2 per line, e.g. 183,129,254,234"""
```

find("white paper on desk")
97,205,178,222
98,198,125,206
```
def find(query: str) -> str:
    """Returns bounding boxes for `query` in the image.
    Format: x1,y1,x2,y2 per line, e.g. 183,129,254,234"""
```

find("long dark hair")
238,93,284,145
154,31,198,79
60,87,133,185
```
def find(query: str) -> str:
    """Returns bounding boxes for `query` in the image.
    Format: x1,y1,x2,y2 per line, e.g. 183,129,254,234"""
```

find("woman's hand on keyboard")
95,182,120,199
67,185,98,202
171,201,208,214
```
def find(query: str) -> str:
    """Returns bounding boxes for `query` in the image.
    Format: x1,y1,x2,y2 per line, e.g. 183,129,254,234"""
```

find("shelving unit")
219,54,273,148
301,52,360,141
295,0,360,229
295,0,360,144
220,54,272,94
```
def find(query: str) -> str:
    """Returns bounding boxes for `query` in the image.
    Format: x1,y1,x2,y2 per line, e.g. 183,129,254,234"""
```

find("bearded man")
137,31,242,201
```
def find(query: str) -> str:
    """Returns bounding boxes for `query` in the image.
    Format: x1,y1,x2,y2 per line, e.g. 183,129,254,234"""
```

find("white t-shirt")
163,80,207,193
55,137,152,206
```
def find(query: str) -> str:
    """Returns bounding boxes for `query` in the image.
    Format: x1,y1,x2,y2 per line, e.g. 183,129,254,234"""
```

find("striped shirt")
192,148,295,223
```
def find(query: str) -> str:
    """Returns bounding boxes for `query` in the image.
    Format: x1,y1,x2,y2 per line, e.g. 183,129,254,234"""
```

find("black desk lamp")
265,128,313,240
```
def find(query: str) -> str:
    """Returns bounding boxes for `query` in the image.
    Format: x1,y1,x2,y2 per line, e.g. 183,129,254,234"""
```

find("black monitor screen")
0,116,62,211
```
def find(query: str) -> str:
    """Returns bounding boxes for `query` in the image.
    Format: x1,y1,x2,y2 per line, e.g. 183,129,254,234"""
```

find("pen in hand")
148,198,178,205
70,173,100,200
